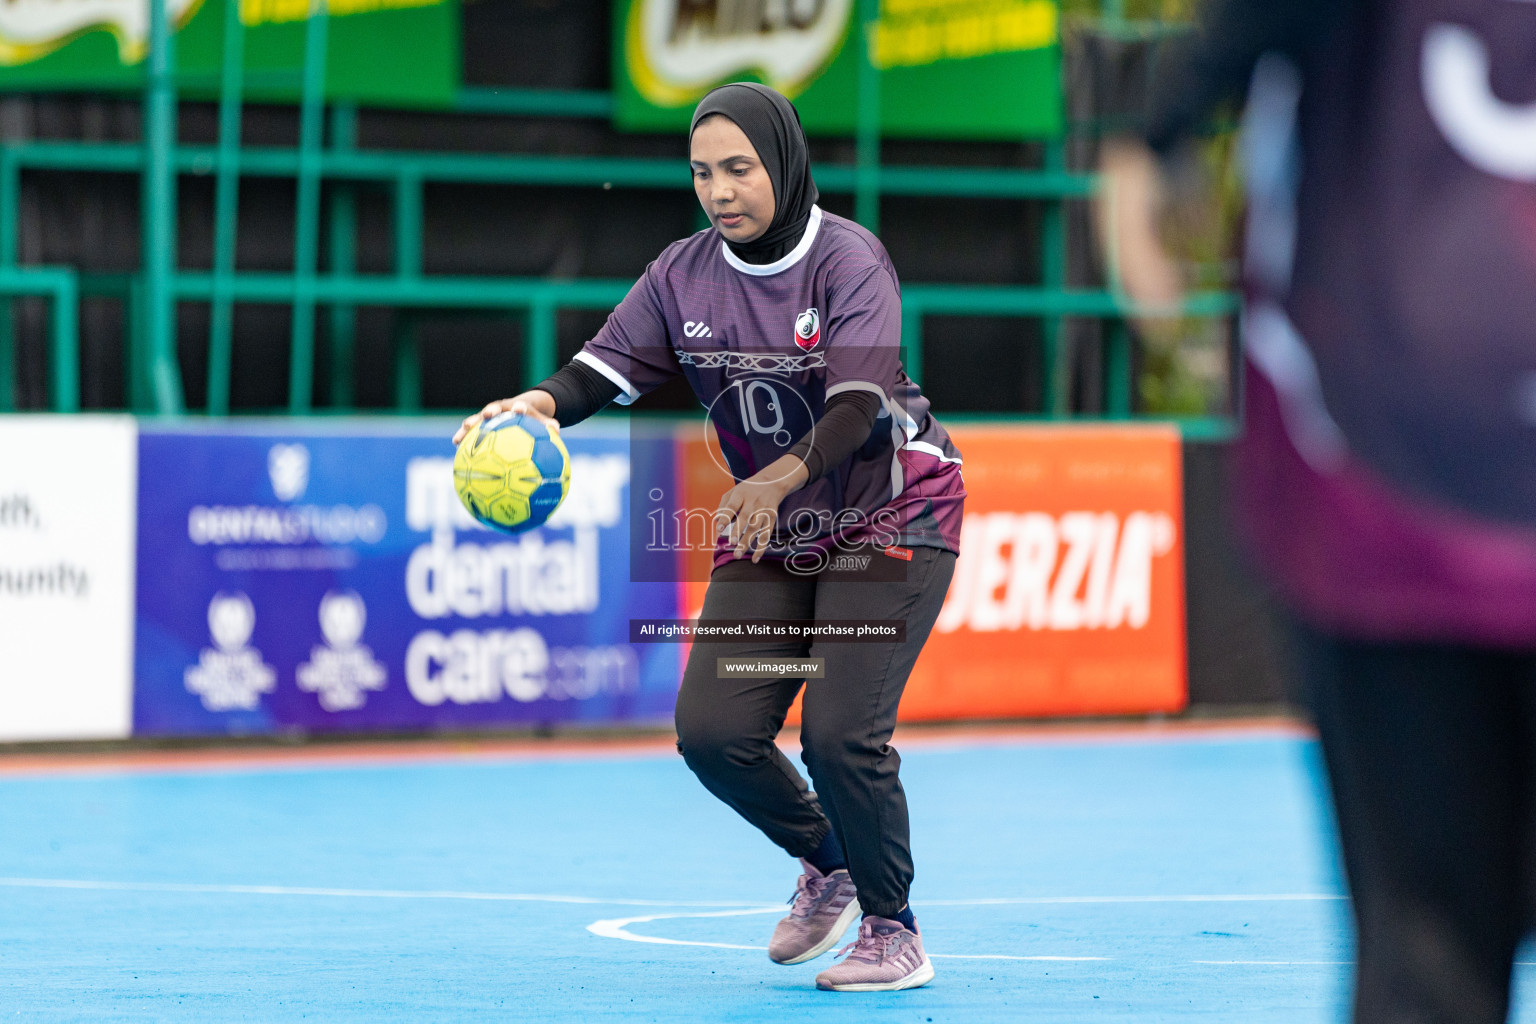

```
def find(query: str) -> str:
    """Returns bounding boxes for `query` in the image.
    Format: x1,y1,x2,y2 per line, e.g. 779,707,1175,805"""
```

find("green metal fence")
0,0,1237,420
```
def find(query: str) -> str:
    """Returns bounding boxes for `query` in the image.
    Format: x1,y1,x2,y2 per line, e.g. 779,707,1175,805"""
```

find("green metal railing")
0,267,79,411
0,0,1235,418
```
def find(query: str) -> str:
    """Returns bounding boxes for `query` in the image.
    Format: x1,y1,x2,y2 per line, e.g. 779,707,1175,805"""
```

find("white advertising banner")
0,415,136,740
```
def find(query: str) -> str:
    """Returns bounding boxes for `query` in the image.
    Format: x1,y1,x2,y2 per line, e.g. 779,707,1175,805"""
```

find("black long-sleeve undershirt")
536,359,617,428
785,390,882,483
532,359,883,485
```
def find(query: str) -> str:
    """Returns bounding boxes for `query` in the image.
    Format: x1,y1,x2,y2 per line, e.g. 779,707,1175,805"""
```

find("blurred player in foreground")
455,82,964,992
1101,2,1536,1021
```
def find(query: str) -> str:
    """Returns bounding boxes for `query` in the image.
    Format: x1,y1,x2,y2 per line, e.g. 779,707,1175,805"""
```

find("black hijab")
689,83,819,265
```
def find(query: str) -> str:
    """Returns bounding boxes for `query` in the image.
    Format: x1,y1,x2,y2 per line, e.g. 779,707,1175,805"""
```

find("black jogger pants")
674,544,956,919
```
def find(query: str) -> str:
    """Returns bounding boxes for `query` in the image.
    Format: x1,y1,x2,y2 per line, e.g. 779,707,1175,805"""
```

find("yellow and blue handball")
453,411,571,534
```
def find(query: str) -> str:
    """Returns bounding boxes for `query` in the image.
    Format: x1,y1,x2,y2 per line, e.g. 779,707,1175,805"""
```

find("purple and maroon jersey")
576,206,965,567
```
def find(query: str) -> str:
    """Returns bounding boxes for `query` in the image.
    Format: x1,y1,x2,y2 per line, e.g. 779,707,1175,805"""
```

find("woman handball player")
454,82,965,992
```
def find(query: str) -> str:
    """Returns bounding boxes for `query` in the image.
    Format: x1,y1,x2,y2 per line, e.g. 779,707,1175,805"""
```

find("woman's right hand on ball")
452,391,560,446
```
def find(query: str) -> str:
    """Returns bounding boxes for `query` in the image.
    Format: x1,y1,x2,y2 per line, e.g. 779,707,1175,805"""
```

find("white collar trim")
720,205,823,277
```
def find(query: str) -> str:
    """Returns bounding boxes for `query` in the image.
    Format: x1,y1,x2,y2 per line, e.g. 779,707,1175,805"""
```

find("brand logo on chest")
793,307,820,351
683,320,713,338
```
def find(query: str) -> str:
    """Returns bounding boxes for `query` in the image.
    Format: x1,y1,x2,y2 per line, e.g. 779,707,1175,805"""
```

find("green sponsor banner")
614,0,1061,139
0,0,458,107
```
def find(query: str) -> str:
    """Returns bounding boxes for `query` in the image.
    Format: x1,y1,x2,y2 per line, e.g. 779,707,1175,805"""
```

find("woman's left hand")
715,454,811,563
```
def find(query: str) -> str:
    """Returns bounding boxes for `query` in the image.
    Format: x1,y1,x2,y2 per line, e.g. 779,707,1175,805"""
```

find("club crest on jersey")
793,308,820,351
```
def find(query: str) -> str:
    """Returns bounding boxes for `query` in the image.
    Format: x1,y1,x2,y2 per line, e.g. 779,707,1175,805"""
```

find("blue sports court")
3,722,1478,1023
4,0,1531,1016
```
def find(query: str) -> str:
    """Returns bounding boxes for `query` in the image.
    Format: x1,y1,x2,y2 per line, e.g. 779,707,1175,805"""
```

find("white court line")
0,877,756,908
586,895,1349,962
587,906,1107,961
586,902,1357,964
586,907,779,950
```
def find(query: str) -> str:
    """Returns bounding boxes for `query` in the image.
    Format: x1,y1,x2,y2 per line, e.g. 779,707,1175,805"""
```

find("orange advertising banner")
902,423,1187,719
673,423,1187,721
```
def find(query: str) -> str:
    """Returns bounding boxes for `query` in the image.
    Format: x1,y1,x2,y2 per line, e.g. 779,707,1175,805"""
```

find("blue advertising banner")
133,419,681,737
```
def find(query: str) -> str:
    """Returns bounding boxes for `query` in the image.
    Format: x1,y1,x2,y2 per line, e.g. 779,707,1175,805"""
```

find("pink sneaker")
814,916,935,992
767,859,862,965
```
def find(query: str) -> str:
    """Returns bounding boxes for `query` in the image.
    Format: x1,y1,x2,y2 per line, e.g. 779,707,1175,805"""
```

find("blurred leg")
1294,623,1527,1024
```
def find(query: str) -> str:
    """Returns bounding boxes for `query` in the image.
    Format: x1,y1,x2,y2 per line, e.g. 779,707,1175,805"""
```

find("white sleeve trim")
573,351,641,406
902,440,963,465
881,394,922,441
